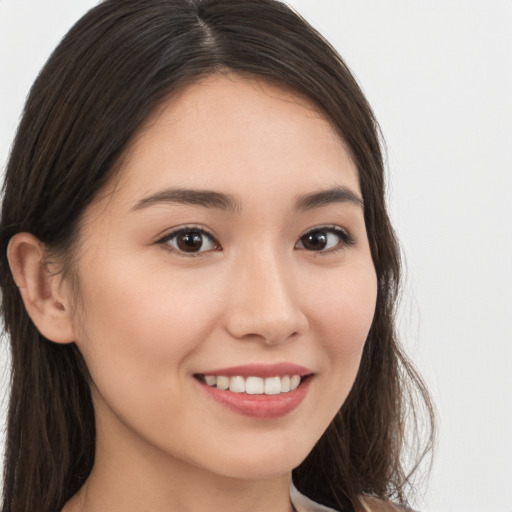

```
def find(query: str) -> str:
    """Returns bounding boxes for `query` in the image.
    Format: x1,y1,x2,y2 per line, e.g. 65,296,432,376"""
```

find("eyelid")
155,224,354,257
295,225,355,253
156,225,220,256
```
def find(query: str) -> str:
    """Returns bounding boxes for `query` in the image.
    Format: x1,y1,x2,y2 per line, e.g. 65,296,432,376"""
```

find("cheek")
71,259,224,387
316,264,376,337
70,266,226,443
308,260,377,381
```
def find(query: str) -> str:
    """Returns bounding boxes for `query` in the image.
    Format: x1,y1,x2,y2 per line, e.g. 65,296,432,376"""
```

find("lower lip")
196,377,311,419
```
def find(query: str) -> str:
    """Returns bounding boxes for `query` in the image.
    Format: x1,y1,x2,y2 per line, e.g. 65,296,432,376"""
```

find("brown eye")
164,229,217,254
300,231,328,251
296,227,353,252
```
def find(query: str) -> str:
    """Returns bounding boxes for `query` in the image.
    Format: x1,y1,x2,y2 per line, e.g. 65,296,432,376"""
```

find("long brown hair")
0,1,434,511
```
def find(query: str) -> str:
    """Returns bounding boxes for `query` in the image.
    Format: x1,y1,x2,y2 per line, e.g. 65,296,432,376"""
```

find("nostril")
224,285,308,344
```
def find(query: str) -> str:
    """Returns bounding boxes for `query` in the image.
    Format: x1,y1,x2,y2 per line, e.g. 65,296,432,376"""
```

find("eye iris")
302,231,328,251
177,232,203,252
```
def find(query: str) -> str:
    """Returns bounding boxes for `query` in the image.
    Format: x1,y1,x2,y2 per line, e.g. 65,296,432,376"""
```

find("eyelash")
157,226,220,258
157,225,355,257
296,226,355,254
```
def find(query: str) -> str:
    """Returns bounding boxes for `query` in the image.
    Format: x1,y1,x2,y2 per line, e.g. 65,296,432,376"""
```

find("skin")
10,74,377,512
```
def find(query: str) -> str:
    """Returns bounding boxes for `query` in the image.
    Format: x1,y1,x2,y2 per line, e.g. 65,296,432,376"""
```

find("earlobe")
7,233,76,344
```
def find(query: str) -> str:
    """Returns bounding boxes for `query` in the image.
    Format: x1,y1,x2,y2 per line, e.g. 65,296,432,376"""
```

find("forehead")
108,74,359,205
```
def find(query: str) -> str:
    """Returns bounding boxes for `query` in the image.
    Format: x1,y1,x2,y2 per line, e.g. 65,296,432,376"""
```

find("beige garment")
290,482,341,512
291,483,409,512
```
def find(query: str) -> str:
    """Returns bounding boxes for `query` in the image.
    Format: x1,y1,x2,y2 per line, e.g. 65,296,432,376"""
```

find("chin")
198,437,313,481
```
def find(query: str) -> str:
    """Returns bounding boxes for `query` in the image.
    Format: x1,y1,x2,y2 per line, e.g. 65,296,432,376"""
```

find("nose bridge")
226,245,307,344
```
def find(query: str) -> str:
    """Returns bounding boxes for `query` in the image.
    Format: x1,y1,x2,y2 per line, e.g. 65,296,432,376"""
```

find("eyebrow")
131,188,242,213
294,186,364,210
131,185,363,213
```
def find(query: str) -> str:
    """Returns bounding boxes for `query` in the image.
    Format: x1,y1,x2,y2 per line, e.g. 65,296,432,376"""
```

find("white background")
1,1,511,511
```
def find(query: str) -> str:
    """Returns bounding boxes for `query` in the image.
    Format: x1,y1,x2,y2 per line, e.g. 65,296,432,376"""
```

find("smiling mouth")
195,374,309,395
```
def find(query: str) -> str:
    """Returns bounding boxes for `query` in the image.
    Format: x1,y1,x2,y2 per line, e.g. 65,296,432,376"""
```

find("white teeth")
202,374,304,395
229,376,246,393
216,376,230,390
246,376,264,394
290,375,301,391
264,376,281,395
205,375,217,386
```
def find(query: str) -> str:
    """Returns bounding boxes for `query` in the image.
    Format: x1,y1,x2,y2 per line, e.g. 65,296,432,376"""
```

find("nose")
225,250,308,345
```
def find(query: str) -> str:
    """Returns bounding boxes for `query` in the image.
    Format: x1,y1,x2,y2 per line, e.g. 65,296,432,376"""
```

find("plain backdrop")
1,1,511,511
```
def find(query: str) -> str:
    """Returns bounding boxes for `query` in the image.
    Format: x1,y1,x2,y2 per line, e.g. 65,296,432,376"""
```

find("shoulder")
290,482,340,512
358,496,417,512
290,482,416,512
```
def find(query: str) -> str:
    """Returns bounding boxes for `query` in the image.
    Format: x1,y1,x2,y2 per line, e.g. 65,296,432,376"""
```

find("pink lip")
199,362,312,378
194,363,313,419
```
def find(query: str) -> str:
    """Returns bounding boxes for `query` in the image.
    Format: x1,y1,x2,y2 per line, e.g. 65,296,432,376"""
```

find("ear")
7,232,76,344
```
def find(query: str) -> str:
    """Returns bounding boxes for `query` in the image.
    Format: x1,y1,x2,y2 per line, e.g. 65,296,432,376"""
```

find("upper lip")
196,363,312,378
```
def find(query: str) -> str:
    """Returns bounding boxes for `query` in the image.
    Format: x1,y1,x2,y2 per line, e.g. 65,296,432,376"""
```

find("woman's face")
70,74,377,481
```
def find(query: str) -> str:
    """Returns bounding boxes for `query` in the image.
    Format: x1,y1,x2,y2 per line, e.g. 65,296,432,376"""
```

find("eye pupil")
301,231,327,251
177,232,203,252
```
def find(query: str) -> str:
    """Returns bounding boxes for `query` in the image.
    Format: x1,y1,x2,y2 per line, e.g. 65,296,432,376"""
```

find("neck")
63,405,294,512
64,469,294,512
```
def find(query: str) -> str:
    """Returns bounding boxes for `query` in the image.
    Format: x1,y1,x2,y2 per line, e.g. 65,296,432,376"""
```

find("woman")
0,1,434,511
